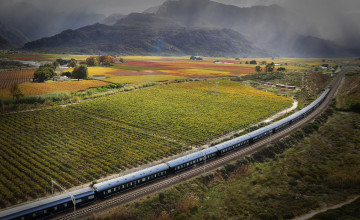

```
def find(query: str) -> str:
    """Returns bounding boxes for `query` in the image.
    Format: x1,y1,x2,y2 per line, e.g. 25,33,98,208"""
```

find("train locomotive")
0,89,330,220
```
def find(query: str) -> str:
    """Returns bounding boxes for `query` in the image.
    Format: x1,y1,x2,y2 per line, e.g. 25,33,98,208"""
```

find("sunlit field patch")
103,75,188,84
160,69,235,77
0,80,110,97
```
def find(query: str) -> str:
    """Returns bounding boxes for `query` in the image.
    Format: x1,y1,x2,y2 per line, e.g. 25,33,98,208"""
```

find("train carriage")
93,163,169,199
216,135,251,156
166,147,218,173
0,187,95,220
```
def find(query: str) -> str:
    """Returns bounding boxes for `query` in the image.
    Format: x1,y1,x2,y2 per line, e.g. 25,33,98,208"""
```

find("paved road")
54,68,346,220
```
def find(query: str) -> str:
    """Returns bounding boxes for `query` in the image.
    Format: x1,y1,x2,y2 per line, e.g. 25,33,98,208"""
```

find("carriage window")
88,195,95,199
33,213,36,217
44,210,47,214
21,217,24,220
64,203,68,207
142,178,146,181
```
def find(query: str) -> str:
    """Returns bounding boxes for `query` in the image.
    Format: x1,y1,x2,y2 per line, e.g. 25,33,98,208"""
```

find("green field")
0,80,291,207
72,80,292,145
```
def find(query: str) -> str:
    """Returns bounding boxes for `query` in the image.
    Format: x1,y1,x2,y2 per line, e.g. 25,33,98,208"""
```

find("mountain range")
23,13,269,57
3,0,360,57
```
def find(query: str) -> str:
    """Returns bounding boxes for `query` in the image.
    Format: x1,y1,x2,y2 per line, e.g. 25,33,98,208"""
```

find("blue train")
0,89,330,220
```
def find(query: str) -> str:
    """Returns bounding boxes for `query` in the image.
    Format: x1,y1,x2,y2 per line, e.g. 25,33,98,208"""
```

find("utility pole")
216,81,219,95
202,151,207,202
51,178,76,220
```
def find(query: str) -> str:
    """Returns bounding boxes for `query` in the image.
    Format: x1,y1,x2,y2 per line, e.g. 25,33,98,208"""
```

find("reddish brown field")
0,70,35,89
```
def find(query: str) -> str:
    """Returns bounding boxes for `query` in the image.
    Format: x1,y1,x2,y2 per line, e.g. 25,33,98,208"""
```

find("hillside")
23,13,268,57
0,35,13,49
0,1,104,41
0,22,29,48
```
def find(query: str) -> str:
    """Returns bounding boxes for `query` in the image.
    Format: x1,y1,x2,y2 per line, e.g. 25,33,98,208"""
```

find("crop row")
73,80,292,146
0,106,181,207
0,70,35,89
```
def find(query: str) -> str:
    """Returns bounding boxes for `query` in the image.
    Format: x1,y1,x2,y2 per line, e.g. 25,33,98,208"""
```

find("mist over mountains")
0,0,105,41
23,13,269,57
1,0,360,57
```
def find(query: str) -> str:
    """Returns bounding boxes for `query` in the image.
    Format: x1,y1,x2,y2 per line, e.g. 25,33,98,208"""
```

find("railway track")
54,68,346,220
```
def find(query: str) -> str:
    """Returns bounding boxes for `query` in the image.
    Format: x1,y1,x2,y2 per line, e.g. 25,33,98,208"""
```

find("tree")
33,66,55,82
250,60,257,64
56,58,70,66
255,66,262,73
41,63,56,70
67,58,77,68
86,56,99,66
61,71,72,78
99,55,108,64
277,67,286,71
265,62,275,72
72,65,88,80
53,61,60,68
10,83,24,101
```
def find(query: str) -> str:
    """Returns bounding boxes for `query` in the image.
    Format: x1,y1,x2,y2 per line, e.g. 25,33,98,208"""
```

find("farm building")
91,75,106,79
276,84,296,90
53,76,69,81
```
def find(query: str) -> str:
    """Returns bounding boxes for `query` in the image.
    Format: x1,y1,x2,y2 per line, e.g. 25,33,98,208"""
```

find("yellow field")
161,68,235,77
66,67,128,77
103,75,188,84
0,80,110,97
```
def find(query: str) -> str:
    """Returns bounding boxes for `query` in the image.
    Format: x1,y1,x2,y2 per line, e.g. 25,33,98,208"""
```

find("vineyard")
0,80,110,98
0,80,291,207
72,80,292,146
0,106,181,207
0,70,35,89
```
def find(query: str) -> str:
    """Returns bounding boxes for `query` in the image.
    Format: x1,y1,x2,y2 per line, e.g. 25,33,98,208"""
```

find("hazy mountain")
23,13,269,57
100,13,126,25
143,5,161,14
0,35,14,49
0,0,105,41
155,0,356,57
0,22,29,48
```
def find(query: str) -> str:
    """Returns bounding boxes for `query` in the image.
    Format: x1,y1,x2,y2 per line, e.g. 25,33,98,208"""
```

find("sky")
5,0,358,15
